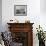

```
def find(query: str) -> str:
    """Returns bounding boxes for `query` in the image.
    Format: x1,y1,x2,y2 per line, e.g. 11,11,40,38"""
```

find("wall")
0,0,2,32
40,0,46,13
2,0,40,46
40,0,46,31
2,0,40,30
2,0,46,46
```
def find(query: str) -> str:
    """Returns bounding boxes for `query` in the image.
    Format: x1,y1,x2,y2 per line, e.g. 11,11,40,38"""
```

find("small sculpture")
25,20,30,23
9,19,19,23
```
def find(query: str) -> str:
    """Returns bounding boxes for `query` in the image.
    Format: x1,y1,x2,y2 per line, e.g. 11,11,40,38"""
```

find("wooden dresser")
7,23,34,46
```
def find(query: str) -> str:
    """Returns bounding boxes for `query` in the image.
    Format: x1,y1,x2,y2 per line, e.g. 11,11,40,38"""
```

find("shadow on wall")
0,0,2,32
40,0,46,14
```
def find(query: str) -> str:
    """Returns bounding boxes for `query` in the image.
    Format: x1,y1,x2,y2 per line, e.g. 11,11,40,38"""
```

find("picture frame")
14,5,27,16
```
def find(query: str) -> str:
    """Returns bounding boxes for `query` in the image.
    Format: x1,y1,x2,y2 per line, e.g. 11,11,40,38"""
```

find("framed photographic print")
14,5,27,16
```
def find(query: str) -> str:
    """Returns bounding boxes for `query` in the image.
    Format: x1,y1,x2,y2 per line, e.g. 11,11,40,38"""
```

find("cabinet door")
11,32,28,46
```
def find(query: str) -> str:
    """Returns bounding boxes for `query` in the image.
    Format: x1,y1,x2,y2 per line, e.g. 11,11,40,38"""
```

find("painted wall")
40,0,46,13
2,0,46,46
0,0,2,32
2,0,40,46
40,0,46,31
2,0,40,30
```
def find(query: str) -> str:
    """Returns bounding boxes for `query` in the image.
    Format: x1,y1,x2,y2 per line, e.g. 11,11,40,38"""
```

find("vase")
39,40,45,46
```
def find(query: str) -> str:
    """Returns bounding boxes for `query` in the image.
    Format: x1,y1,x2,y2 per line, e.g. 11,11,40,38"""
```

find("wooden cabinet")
7,23,34,46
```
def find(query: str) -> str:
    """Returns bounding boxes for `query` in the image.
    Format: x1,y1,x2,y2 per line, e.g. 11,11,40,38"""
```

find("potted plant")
36,25,45,46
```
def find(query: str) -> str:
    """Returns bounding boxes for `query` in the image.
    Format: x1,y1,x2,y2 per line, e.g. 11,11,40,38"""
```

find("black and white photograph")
14,5,27,16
